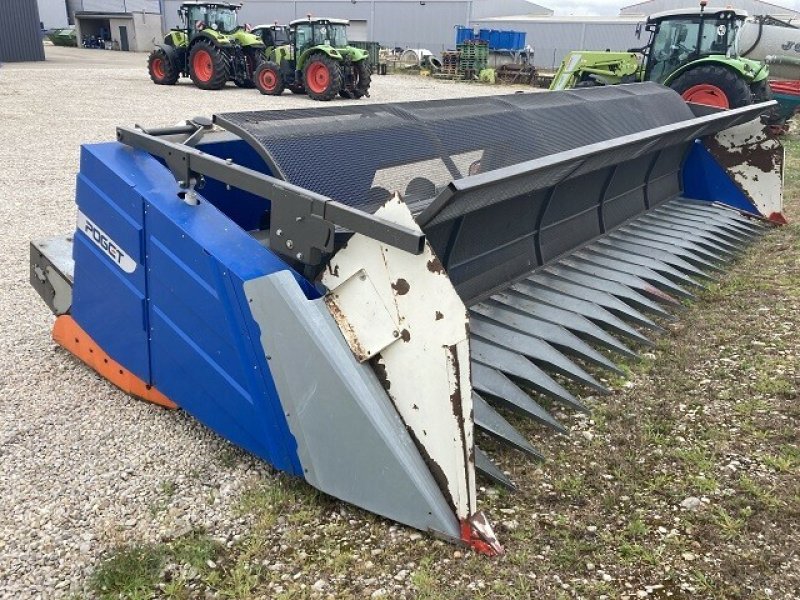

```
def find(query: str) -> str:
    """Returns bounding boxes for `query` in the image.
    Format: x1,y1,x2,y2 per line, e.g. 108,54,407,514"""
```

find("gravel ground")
0,46,528,598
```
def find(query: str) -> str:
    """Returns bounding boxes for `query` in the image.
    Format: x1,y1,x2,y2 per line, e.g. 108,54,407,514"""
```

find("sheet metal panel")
0,0,45,62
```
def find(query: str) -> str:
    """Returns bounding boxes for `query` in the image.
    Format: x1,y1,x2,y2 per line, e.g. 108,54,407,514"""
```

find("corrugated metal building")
162,0,553,53
473,15,642,70
38,0,70,29
0,0,46,62
620,0,800,20
67,0,163,51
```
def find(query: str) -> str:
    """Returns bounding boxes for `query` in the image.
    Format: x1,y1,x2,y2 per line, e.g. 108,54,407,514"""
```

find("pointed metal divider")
471,362,566,433
594,237,716,280
472,338,587,412
542,265,676,319
624,221,738,258
471,317,607,395
473,392,544,460
475,446,516,490
608,230,727,269
509,283,656,346
492,291,639,359
638,213,749,250
583,246,705,289
471,301,624,374
522,275,666,331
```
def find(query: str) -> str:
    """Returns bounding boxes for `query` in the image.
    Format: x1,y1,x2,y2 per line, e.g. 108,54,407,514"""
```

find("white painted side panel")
709,118,784,221
322,194,475,520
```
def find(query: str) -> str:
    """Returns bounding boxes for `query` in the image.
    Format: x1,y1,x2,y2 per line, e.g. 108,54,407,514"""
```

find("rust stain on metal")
391,278,410,295
325,262,339,278
370,356,391,392
706,136,777,174
325,295,369,361
405,424,457,516
400,328,411,342
447,343,472,511
435,311,444,321
426,257,445,275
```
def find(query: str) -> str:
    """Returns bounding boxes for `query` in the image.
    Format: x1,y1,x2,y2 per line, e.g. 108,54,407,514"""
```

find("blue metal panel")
682,141,760,216
71,144,150,382
71,140,311,475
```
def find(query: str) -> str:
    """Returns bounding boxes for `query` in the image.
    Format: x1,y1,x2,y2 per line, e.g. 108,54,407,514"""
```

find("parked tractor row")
147,1,371,101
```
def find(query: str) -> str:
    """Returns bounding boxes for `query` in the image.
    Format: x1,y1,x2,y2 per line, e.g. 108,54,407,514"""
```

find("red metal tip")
768,212,788,225
460,512,504,557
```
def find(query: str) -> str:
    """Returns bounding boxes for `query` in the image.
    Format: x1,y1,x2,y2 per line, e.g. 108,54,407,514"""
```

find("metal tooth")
615,225,730,264
510,282,656,347
640,212,750,248
522,275,665,332
625,221,738,258
472,301,624,374
659,204,761,238
673,198,767,230
605,231,724,273
565,254,692,302
538,267,676,320
475,446,516,491
595,236,716,280
492,290,639,359
472,338,588,412
473,392,543,460
471,317,608,395
471,362,567,433
583,246,704,290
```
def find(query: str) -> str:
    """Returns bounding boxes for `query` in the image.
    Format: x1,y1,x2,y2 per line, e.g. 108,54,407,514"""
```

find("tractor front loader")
31,84,784,553
253,17,371,101
148,1,265,90
551,6,770,110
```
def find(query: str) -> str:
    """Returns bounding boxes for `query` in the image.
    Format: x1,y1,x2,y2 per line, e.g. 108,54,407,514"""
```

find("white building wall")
37,0,70,28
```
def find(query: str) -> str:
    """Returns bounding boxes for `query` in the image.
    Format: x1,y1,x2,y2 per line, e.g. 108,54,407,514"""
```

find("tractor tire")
343,61,371,99
751,79,784,127
289,83,306,94
254,61,284,95
233,48,263,88
148,49,179,85
303,54,342,101
669,65,752,109
188,41,229,90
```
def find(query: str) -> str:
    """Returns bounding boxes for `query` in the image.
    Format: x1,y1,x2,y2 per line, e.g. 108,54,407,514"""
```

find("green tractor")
253,17,371,101
550,5,770,109
148,1,265,90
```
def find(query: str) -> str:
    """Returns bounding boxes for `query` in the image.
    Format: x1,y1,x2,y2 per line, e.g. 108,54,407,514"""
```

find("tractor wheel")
751,79,784,128
148,49,179,85
188,41,229,90
254,61,284,95
669,65,751,109
303,55,342,101
288,83,306,94
341,61,371,99
234,48,263,88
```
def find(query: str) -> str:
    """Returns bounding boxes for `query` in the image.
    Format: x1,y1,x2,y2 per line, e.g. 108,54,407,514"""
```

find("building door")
119,25,129,51
348,20,368,42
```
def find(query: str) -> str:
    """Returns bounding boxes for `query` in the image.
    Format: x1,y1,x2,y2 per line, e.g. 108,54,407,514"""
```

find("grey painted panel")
0,0,45,62
245,270,462,540
620,0,800,19
78,0,160,12
38,0,70,28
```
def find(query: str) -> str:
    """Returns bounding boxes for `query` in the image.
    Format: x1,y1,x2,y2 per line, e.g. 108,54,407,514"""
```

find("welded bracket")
115,126,425,265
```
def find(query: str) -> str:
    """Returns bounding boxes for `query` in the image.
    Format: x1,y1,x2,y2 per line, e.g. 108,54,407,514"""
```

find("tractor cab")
178,1,242,37
643,7,748,82
292,18,350,52
252,23,290,48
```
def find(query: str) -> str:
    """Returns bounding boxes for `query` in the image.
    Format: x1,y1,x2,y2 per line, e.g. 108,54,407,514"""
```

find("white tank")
739,18,800,80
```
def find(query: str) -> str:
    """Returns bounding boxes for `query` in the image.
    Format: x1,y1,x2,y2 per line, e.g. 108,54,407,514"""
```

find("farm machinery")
551,6,770,109
30,84,784,553
253,17,371,101
148,1,265,90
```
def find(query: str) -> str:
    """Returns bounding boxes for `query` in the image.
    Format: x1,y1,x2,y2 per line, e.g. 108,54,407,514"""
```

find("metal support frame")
115,126,426,266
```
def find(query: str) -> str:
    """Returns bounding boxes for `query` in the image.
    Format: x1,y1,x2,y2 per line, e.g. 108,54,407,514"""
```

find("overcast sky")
549,0,800,16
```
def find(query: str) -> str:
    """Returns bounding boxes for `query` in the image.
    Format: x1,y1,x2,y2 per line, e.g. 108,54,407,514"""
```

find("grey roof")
620,0,800,18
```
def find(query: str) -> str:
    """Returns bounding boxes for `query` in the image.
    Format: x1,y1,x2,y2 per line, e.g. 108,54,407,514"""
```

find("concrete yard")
1,46,799,599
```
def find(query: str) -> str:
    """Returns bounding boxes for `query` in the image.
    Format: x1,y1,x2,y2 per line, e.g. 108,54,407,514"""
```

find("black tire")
575,79,600,88
148,48,179,85
669,65,752,109
303,54,343,101
188,40,229,90
346,61,371,99
288,83,306,94
254,61,284,95
233,48,263,88
751,78,784,126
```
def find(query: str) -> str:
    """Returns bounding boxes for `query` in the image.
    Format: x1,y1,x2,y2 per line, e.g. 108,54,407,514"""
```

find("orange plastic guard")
52,315,178,409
